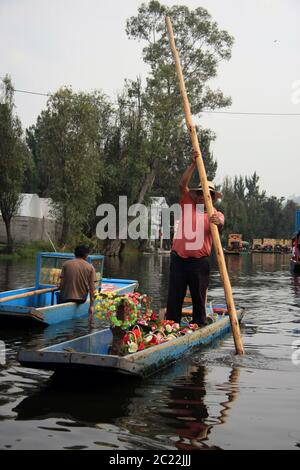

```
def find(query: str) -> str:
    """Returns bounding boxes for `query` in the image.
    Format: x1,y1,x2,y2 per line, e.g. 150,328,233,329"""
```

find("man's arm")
179,151,200,195
88,289,95,315
210,211,224,229
88,267,97,316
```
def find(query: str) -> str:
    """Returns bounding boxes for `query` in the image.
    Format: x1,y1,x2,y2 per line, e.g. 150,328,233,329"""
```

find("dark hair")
74,244,90,258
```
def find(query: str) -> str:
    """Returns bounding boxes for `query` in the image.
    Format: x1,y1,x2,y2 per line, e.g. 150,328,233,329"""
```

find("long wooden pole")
0,287,59,304
166,16,244,355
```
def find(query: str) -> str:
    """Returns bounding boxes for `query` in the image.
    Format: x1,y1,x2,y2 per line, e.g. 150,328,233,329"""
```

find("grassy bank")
0,239,141,260
0,241,53,260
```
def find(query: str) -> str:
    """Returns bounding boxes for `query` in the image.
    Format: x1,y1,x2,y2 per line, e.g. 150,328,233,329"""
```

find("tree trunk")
103,159,159,257
60,208,69,245
3,217,13,254
103,238,126,257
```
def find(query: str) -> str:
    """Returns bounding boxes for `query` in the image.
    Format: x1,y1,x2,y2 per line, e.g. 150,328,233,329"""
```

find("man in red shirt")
166,154,224,326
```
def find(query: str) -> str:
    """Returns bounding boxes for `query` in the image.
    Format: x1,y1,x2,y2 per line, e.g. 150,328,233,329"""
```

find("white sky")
1,0,299,199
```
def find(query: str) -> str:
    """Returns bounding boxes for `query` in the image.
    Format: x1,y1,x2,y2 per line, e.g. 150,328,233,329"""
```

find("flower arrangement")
95,291,202,355
95,291,148,329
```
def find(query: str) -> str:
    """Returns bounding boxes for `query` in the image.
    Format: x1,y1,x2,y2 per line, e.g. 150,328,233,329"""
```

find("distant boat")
251,238,291,254
291,230,300,274
0,252,138,327
224,234,249,255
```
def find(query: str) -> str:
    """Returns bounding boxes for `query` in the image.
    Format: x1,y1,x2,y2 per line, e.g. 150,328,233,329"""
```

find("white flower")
144,334,153,343
128,342,138,353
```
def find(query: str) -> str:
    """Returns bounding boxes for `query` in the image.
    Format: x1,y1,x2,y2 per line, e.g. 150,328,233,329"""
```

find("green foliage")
124,1,231,205
0,75,31,253
0,241,52,259
27,87,112,244
220,174,299,242
126,1,233,113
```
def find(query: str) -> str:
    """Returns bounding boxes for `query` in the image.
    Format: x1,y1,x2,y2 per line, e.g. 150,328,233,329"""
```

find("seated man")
59,245,97,316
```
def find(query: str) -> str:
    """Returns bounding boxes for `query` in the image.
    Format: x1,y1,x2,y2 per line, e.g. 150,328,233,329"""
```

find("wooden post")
0,287,59,304
166,16,244,355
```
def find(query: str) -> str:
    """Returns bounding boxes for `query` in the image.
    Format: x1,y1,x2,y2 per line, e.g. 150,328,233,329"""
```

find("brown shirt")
60,258,97,302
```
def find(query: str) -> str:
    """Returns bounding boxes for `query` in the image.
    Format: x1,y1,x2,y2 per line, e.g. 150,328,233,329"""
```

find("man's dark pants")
166,252,210,325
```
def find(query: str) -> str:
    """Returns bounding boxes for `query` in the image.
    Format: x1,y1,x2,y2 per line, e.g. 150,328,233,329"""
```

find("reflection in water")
159,365,240,450
13,360,240,451
0,259,35,292
13,375,139,425
225,254,244,276
291,274,300,296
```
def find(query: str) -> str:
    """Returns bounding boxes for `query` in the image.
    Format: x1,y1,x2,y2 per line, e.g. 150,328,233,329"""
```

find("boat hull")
18,306,244,378
0,279,138,327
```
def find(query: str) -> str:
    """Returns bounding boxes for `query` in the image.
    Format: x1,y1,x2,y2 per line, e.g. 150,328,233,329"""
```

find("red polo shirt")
172,191,224,259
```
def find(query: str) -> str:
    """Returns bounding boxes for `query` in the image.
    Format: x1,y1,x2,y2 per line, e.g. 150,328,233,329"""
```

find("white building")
0,194,58,243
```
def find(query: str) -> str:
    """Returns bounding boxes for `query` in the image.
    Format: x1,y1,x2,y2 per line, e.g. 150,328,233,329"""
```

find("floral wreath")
95,292,147,329
95,291,205,355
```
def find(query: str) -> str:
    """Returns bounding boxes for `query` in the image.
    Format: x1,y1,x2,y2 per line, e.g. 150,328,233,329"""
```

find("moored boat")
291,211,300,274
18,304,244,378
291,230,300,274
224,234,250,255
0,252,138,326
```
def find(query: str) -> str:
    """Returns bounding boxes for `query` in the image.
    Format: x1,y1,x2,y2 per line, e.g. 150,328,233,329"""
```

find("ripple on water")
0,255,300,449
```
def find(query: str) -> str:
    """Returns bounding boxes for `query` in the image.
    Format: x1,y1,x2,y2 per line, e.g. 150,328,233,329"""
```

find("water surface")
0,253,299,450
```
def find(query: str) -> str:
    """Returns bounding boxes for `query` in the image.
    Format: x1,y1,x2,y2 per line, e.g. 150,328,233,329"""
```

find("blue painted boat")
0,252,138,327
18,305,244,378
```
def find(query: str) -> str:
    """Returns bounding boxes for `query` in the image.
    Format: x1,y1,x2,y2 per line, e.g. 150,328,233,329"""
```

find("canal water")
0,253,299,450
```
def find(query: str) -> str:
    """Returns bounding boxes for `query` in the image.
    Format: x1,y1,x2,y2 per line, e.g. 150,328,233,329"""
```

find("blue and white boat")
18,305,245,378
0,252,138,327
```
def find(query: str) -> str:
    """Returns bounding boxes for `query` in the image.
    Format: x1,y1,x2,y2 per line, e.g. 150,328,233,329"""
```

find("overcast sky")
1,0,299,199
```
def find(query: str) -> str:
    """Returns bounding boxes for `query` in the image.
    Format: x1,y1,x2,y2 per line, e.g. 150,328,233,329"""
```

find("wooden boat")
224,234,249,255
291,228,300,274
18,304,244,378
0,252,138,327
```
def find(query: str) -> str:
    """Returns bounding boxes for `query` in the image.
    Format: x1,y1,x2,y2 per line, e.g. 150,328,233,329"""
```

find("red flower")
132,327,142,341
150,336,159,345
138,342,146,351
123,333,130,344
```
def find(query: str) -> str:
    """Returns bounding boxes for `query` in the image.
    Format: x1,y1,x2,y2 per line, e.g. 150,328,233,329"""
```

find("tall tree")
0,75,31,253
97,1,233,255
99,80,150,255
220,174,299,243
126,1,232,201
28,87,111,244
